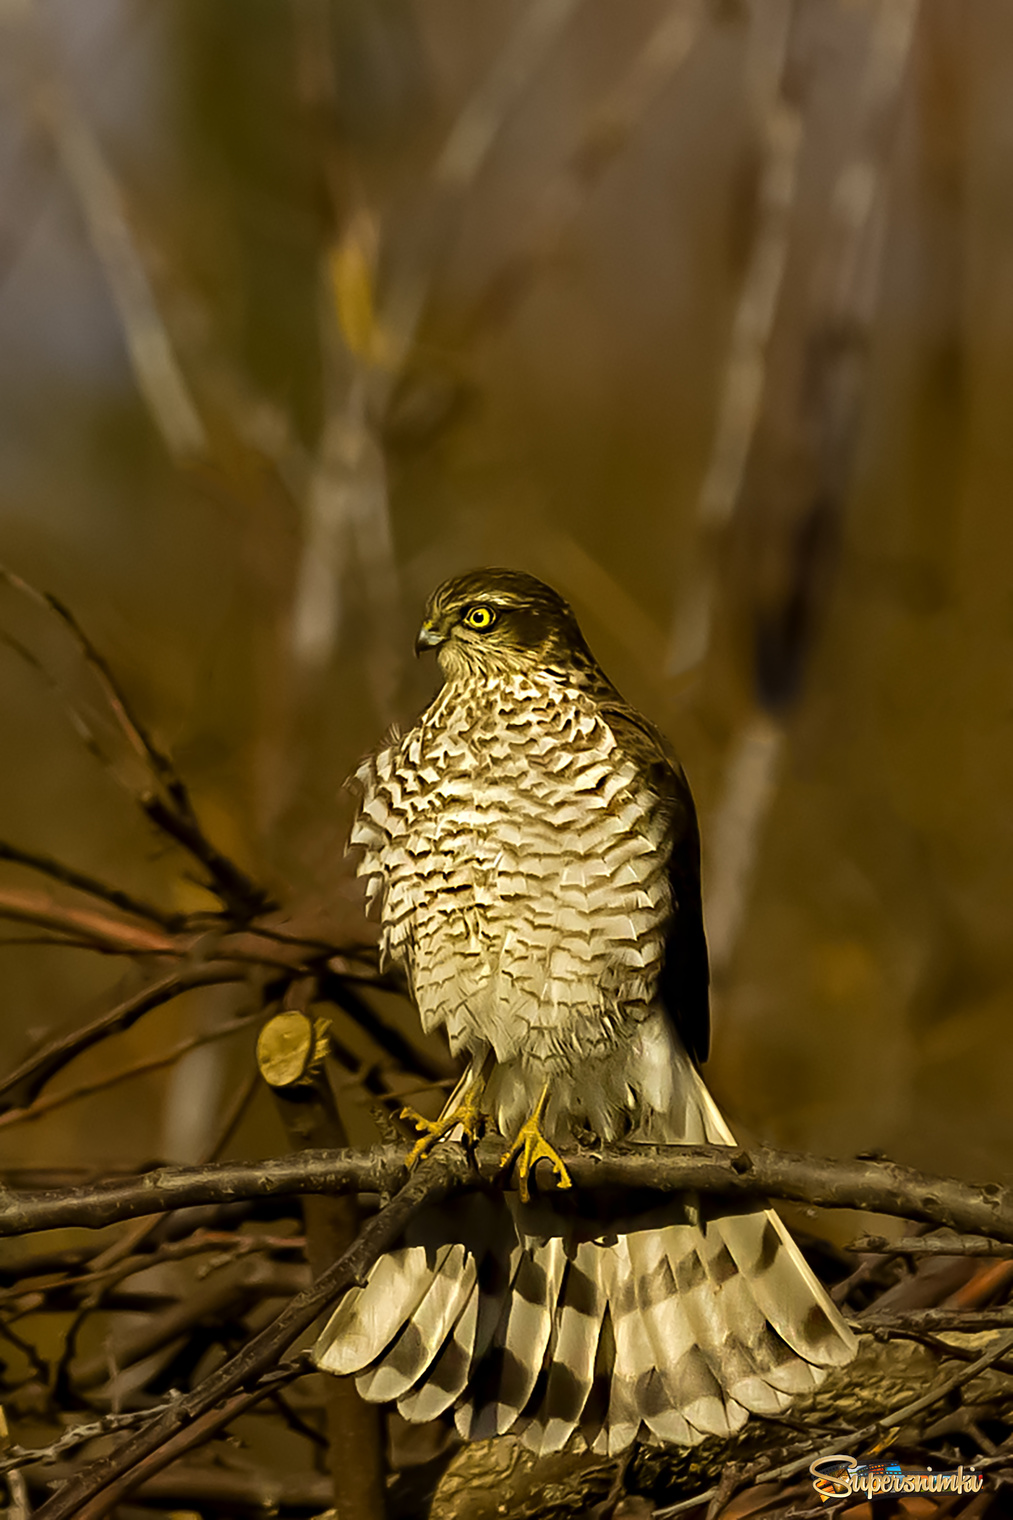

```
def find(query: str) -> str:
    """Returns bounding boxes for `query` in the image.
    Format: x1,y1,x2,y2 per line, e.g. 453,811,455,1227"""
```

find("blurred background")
0,0,1009,1188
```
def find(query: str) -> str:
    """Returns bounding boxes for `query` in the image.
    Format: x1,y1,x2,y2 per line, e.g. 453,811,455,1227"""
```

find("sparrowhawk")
314,568,854,1454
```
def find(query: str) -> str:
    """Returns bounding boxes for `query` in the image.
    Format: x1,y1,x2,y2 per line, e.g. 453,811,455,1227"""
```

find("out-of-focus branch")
22,13,208,463
458,0,706,343
693,0,921,977
0,887,179,956
383,0,584,370
699,711,784,976
0,840,185,930
4,1141,1013,1245
30,1459,333,1514
0,1228,303,1308
0,926,442,1123
0,965,249,1114
667,0,802,683
289,0,583,713
68,1256,308,1394
0,564,274,919
0,1011,260,1131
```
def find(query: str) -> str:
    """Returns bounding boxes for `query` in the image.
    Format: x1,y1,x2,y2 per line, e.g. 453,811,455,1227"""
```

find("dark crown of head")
422,568,597,671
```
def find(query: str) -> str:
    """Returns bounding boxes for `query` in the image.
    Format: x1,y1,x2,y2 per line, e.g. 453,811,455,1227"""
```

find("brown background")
0,0,1009,1189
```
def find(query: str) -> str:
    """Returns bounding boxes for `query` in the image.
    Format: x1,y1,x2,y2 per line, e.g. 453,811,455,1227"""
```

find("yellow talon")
499,1086,573,1204
400,1091,485,1169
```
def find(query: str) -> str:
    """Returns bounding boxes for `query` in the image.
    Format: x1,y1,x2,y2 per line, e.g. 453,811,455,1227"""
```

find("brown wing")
598,701,711,1065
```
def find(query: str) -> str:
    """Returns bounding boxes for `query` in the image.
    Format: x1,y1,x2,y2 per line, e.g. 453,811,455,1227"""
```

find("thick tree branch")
849,1232,1013,1257
3,1140,1012,1243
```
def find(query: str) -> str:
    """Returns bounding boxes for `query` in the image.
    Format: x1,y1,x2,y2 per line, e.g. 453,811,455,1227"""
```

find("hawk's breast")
351,671,672,1065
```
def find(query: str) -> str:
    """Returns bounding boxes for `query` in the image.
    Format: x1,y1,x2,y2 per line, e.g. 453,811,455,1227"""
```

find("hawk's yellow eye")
463,605,496,631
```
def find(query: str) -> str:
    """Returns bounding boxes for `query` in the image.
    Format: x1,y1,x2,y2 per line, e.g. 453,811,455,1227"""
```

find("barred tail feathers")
312,1077,855,1453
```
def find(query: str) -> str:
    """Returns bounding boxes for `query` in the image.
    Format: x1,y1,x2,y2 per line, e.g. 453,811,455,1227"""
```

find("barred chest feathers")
350,669,674,1122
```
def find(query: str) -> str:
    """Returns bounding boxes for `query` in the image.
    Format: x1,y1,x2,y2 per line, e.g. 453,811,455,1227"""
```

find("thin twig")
0,1230,303,1309
857,1308,1013,1333
0,839,184,930
203,1066,261,1160
0,563,273,919
458,0,707,343
0,965,250,1114
0,1012,260,1131
0,1401,228,1477
666,0,801,682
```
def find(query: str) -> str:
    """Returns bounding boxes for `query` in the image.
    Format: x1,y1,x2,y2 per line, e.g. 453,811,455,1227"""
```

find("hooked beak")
414,621,445,656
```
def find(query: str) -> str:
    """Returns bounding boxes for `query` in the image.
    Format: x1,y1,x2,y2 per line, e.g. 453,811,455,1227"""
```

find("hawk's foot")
400,1092,485,1170
499,1091,573,1204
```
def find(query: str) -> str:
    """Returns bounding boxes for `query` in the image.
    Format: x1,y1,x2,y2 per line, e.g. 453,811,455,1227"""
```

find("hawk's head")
416,569,597,680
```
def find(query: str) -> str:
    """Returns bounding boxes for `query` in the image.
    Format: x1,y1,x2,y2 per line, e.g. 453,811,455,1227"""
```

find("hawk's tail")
313,1073,855,1454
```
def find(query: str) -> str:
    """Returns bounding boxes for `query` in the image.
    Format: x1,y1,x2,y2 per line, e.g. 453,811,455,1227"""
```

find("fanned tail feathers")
314,1079,855,1453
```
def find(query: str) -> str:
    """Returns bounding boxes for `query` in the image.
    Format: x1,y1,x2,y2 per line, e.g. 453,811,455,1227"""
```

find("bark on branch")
4,1139,1012,1243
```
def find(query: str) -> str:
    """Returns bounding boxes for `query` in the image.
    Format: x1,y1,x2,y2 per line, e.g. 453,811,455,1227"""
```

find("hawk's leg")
401,1056,492,1169
499,1084,573,1205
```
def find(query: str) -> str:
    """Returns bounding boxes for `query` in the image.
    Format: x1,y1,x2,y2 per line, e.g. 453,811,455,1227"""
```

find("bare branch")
0,1011,260,1132
0,965,249,1114
3,1140,1012,1245
30,1153,467,1520
857,1307,1013,1333
849,1233,1013,1258
0,564,274,920
459,0,706,342
31,59,208,462
0,839,184,930
0,886,179,956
